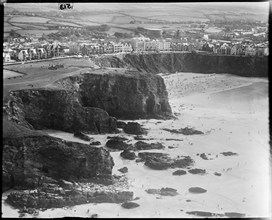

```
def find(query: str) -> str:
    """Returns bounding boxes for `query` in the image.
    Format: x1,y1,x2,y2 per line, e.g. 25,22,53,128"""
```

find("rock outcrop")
79,70,172,119
3,88,118,134
3,69,172,134
2,118,114,191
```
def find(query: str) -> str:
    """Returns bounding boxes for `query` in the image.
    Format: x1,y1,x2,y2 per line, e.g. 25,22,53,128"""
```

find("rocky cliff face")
3,87,118,134
78,70,172,119
122,53,268,77
3,69,172,131
2,118,114,191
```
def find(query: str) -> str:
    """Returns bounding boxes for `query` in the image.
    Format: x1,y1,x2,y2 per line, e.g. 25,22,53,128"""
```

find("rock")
186,211,224,217
172,170,187,176
160,187,178,196
214,172,222,176
188,168,206,175
224,212,246,218
88,191,133,203
163,127,204,135
107,136,129,141
138,152,194,170
145,189,161,195
221,152,238,156
124,122,146,135
134,141,165,150
118,167,128,173
3,89,118,134
106,139,133,151
2,125,114,191
168,146,177,149
74,132,91,141
116,121,127,129
171,156,194,168
199,153,209,160
91,214,98,218
138,152,169,160
121,201,140,209
89,141,101,146
120,150,136,160
77,69,172,119
188,187,207,194
145,159,171,170
135,158,145,163
134,135,148,140
7,187,133,210
145,187,178,196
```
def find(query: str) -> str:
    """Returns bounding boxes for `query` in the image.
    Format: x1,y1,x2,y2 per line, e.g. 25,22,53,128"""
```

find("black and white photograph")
2,2,270,218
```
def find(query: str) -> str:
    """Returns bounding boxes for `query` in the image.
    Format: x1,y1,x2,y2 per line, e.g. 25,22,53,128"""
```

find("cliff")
78,69,172,119
121,53,268,77
3,69,172,134
2,117,114,191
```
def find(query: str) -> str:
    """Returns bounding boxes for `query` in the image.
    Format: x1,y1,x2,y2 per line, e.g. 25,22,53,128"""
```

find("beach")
2,72,270,218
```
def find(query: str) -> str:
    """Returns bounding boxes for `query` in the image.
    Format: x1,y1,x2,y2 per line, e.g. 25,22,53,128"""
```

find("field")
15,29,59,37
9,15,51,23
48,20,82,27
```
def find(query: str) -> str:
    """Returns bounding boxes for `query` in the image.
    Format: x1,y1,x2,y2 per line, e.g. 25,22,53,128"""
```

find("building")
69,43,80,54
18,49,29,61
122,43,132,53
3,52,11,63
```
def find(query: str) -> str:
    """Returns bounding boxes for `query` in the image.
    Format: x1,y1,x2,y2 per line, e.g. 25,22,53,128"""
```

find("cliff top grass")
3,117,48,139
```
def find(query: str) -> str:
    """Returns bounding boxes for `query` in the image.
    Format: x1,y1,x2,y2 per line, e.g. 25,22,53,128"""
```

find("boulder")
188,187,207,194
138,152,194,170
214,172,222,176
118,167,128,174
120,150,136,160
160,187,178,196
172,170,187,176
106,139,133,151
74,132,91,141
121,201,140,209
134,141,165,150
116,121,127,129
89,141,101,146
145,187,178,196
221,151,238,156
163,127,204,135
188,168,206,175
124,122,146,135
199,153,209,160
107,136,129,141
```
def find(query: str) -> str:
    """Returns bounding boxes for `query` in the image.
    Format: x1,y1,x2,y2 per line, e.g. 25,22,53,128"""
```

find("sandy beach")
2,72,270,218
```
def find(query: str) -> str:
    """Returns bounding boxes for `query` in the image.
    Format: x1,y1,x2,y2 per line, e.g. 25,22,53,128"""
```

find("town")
3,6,269,64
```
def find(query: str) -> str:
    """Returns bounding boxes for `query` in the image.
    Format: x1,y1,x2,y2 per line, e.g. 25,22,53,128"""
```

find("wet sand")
2,73,270,218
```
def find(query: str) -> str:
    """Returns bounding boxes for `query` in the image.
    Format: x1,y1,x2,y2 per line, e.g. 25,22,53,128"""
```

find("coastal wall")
119,53,268,77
